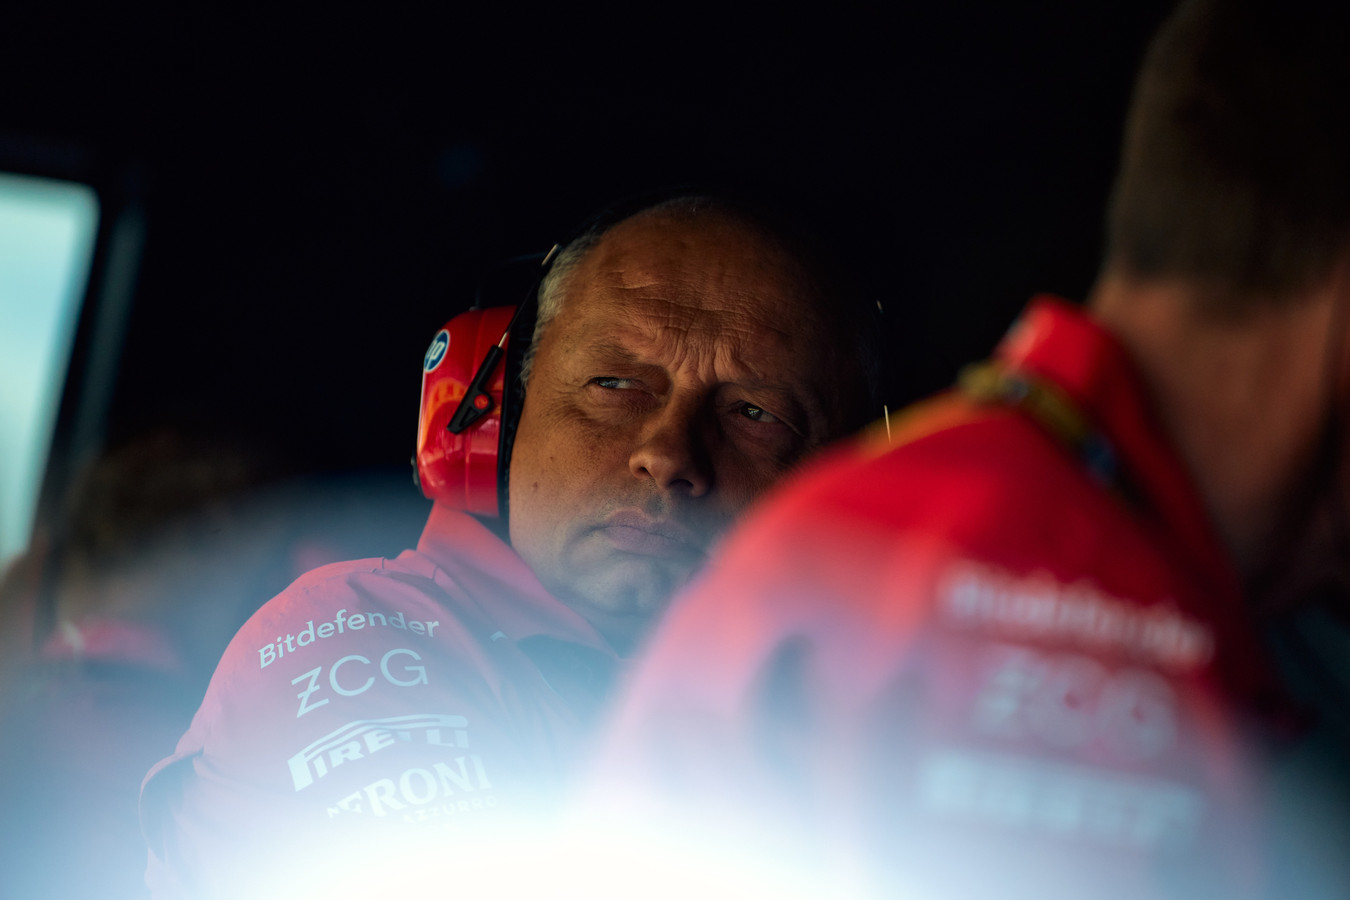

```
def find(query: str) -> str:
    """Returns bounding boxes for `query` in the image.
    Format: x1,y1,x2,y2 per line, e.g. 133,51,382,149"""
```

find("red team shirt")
139,503,619,898
588,299,1290,898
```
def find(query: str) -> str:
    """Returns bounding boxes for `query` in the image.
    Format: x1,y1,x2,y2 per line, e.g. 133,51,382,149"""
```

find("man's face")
508,210,852,652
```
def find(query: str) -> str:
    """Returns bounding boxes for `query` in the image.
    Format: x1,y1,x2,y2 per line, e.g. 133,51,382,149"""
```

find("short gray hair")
518,228,605,386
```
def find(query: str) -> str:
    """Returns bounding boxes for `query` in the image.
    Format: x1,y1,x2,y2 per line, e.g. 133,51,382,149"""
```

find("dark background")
4,1,1173,486
10,11,1350,899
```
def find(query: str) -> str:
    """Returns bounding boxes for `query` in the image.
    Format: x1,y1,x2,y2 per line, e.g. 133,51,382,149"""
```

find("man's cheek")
720,457,788,513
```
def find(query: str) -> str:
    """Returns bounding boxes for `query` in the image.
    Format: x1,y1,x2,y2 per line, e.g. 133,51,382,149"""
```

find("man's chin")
558,557,702,654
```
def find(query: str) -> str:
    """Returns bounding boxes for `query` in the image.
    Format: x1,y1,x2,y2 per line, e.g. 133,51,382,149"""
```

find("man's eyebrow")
570,340,817,422
579,340,644,364
563,338,643,364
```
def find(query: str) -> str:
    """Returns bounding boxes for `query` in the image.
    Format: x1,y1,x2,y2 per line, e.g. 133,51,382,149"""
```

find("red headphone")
413,246,557,518
414,304,524,517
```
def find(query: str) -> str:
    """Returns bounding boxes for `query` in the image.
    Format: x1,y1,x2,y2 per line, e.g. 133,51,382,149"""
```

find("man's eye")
591,377,637,390
740,404,781,424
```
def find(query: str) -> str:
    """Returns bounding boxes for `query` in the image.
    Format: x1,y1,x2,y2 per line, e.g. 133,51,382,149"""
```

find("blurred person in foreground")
138,192,882,898
575,3,1350,897
0,432,276,900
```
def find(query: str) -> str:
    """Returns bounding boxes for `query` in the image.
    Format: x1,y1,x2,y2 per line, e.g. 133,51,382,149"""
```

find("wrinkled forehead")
561,209,830,336
541,208,862,434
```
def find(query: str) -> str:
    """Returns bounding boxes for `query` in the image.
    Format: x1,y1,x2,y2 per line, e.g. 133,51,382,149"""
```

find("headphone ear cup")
415,305,517,516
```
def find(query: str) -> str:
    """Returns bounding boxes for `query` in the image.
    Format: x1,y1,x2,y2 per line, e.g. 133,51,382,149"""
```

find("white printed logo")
259,609,440,670
328,758,495,819
917,748,1203,849
940,561,1215,671
424,329,450,373
292,647,429,718
970,644,1178,760
287,713,470,791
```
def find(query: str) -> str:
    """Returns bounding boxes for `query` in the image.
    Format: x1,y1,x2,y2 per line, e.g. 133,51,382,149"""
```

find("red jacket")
589,298,1287,898
140,503,617,898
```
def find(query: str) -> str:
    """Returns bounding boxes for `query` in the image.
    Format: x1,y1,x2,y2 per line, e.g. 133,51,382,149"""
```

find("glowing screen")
0,172,100,566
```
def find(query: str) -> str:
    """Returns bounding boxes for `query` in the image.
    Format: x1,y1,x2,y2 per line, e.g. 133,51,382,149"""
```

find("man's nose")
628,400,713,497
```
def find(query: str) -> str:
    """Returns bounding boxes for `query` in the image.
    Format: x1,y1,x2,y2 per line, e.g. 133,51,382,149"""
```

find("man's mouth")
595,511,706,557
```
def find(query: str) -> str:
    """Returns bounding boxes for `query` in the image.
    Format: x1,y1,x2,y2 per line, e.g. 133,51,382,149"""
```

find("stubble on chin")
541,534,707,647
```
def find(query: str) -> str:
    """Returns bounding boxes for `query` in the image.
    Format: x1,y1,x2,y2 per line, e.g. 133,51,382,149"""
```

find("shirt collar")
997,298,1298,706
998,298,1247,613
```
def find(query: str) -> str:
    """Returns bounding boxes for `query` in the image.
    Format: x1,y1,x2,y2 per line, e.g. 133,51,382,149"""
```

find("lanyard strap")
958,361,1132,501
